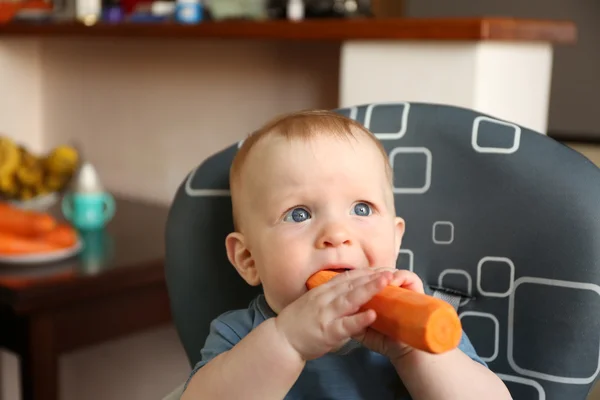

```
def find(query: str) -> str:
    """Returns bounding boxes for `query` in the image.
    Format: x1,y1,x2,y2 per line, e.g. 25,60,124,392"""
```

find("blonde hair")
230,109,392,230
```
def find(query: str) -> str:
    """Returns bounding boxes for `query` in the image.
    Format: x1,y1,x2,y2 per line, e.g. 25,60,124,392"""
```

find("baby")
182,110,511,399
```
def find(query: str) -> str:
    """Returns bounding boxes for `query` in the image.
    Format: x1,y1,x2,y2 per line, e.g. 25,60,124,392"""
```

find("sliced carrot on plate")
0,203,57,237
0,231,63,255
40,223,78,248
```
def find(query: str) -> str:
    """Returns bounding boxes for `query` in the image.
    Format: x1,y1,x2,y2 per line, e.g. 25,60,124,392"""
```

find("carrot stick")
0,203,56,237
0,231,63,255
39,223,78,248
306,270,462,354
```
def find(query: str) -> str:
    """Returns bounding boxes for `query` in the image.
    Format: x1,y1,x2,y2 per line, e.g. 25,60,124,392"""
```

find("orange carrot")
0,203,56,237
40,223,78,248
306,270,462,354
0,231,63,255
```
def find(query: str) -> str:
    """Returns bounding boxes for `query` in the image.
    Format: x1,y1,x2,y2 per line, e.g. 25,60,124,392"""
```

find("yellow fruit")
20,148,38,166
16,165,43,186
46,173,68,191
36,186,49,196
0,137,21,178
19,187,34,200
45,145,79,175
0,173,18,197
0,173,13,189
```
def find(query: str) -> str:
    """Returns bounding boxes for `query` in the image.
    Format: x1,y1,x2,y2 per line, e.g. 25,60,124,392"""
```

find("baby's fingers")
372,267,425,294
328,309,376,342
389,270,424,294
328,272,390,316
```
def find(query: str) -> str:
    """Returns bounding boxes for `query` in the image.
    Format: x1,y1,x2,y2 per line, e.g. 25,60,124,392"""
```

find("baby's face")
237,133,404,313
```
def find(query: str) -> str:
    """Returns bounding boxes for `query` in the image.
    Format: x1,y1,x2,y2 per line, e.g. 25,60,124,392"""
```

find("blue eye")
284,207,311,223
352,202,372,216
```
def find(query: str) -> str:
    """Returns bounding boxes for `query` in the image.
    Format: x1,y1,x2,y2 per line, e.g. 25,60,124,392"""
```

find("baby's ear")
394,217,406,254
225,232,261,286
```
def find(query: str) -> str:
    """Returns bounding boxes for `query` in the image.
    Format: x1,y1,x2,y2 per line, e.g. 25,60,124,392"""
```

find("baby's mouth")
322,264,354,273
307,266,355,290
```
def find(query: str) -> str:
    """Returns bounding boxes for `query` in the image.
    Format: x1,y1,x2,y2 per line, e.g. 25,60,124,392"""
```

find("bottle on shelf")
76,0,102,25
175,0,203,24
287,0,304,21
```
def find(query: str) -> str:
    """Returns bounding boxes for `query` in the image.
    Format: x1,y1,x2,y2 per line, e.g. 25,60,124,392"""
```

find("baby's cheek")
372,236,398,268
267,250,308,297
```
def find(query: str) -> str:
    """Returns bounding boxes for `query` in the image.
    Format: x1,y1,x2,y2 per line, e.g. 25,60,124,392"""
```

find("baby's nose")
316,223,352,249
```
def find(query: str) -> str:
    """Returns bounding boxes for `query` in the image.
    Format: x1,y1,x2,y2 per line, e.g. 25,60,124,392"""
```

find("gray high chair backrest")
165,102,600,400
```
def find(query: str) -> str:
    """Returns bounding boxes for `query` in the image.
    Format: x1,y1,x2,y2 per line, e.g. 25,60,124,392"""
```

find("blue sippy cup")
62,162,116,231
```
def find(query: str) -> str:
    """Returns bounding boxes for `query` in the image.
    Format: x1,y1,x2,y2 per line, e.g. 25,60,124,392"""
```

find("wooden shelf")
0,17,577,43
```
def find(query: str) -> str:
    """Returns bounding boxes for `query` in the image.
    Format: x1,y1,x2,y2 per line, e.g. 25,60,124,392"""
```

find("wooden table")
0,196,172,400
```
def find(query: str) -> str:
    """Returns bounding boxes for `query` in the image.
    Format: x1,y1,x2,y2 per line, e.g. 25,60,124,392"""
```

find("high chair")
164,102,600,400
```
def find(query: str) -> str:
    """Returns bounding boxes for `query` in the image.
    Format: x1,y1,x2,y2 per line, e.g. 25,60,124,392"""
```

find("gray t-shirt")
185,295,487,399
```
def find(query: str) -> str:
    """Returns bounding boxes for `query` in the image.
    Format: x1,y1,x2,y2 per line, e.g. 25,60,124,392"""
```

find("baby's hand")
353,268,425,362
275,269,395,361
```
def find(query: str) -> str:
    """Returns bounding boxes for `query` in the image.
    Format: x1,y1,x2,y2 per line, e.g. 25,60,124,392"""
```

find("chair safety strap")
432,290,461,311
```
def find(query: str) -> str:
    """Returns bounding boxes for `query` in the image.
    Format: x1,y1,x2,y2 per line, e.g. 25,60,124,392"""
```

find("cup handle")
62,194,73,221
103,193,116,221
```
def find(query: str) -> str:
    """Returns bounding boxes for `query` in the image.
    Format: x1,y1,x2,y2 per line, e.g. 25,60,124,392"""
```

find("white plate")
7,192,59,212
0,240,83,265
